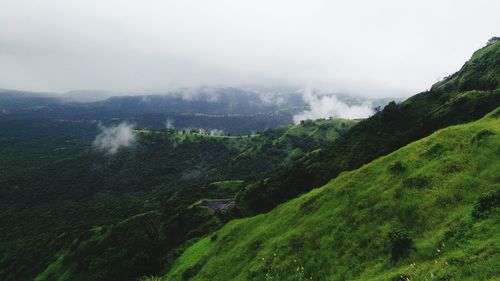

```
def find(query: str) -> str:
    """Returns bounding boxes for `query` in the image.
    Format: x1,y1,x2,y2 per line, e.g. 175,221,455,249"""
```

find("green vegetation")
431,38,500,93
34,212,165,281
236,40,500,215
162,108,500,281
207,180,245,194
2,39,499,281
0,118,352,281
225,118,357,174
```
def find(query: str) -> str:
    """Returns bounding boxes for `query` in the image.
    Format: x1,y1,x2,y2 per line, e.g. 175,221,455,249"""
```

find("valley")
0,10,498,280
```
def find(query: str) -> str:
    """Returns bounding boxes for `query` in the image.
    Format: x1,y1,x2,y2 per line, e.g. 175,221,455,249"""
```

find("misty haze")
1,1,499,281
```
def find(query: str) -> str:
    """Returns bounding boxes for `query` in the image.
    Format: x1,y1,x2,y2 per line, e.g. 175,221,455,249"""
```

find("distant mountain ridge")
0,87,393,135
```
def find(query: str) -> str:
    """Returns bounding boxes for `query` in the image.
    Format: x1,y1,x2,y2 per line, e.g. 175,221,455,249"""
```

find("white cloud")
293,87,373,123
209,129,224,136
0,0,499,96
165,118,175,129
93,122,137,154
257,92,285,106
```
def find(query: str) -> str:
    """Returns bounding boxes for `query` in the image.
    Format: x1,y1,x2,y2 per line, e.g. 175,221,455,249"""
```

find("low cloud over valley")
93,122,137,154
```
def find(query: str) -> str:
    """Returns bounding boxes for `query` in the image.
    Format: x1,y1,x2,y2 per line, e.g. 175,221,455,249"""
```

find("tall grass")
163,108,500,281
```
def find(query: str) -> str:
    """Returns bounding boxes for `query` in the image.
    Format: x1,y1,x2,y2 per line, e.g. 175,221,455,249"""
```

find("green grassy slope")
237,40,500,215
431,38,500,92
224,119,356,174
162,108,500,281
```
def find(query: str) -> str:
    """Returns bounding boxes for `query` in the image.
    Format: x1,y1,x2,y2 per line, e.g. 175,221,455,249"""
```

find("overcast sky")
1,0,499,97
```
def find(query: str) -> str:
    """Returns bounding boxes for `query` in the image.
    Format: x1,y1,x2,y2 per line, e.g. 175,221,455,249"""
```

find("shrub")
422,143,445,159
182,261,204,280
403,175,430,189
210,234,218,242
486,36,500,46
389,161,406,174
470,129,495,144
438,158,462,174
472,189,500,219
300,195,320,213
388,227,414,261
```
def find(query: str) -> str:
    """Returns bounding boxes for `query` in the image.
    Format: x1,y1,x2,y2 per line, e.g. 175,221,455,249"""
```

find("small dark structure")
200,199,235,211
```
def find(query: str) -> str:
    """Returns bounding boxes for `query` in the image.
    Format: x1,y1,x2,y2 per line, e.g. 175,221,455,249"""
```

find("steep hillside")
431,38,500,92
0,119,354,281
162,108,500,281
237,40,500,215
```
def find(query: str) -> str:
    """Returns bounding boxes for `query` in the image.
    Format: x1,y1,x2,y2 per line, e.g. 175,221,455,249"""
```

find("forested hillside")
0,119,355,281
2,0,499,279
1,39,499,281
162,107,500,281
236,40,500,215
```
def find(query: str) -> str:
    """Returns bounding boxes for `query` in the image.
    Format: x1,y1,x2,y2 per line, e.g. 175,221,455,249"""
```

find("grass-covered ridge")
431,38,500,93
162,108,500,281
237,42,500,215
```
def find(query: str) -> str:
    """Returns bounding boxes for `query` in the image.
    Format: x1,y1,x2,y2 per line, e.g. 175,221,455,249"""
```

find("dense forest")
0,116,356,280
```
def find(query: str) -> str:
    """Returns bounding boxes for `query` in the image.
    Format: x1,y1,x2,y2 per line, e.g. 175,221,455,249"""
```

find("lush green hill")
0,118,354,281
161,107,500,281
4,39,499,281
224,118,356,174
236,40,500,215
431,38,500,93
